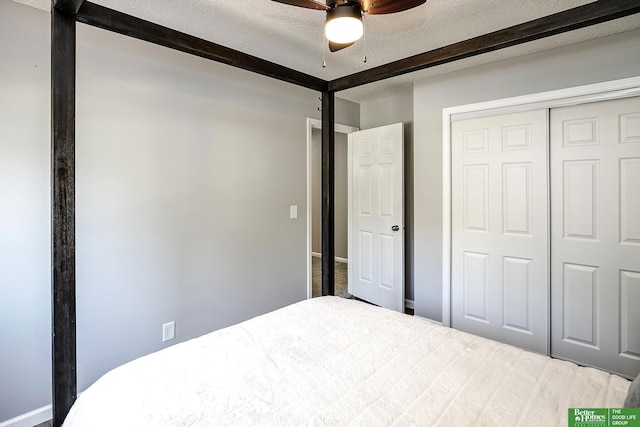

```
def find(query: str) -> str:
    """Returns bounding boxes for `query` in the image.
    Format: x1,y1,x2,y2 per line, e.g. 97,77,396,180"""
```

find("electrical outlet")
162,321,175,342
290,205,298,219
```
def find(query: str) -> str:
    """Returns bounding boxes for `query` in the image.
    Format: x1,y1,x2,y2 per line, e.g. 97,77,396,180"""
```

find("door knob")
392,225,400,232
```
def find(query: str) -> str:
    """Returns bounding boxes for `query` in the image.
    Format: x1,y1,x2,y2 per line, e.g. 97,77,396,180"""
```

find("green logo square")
569,408,640,427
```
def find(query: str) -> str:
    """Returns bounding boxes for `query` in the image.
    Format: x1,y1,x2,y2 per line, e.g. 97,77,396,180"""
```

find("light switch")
290,205,298,219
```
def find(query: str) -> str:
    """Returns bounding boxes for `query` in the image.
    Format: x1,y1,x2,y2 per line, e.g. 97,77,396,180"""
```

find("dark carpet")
311,256,350,299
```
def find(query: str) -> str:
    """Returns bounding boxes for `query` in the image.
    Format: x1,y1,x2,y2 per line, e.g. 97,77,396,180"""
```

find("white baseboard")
0,404,51,427
311,252,348,264
405,299,415,310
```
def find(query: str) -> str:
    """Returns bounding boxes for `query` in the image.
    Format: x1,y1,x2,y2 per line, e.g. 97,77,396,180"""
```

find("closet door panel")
620,158,640,245
452,109,549,355
550,96,640,379
620,270,640,360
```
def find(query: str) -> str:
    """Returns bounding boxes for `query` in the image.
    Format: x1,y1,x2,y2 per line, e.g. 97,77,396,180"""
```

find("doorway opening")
306,118,358,299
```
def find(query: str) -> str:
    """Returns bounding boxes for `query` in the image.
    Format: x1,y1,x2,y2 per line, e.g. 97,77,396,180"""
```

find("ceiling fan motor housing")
326,1,362,17
327,0,361,8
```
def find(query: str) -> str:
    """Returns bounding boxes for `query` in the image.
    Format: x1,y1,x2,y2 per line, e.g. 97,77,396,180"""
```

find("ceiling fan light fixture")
324,5,363,44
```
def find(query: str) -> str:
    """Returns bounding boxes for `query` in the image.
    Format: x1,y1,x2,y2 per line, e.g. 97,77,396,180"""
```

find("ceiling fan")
272,0,427,52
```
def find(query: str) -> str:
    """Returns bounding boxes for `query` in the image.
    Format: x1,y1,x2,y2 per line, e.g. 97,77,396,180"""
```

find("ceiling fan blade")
359,0,426,14
329,40,355,52
271,0,330,10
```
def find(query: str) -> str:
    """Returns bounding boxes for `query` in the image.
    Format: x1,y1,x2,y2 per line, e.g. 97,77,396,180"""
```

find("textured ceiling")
15,0,640,102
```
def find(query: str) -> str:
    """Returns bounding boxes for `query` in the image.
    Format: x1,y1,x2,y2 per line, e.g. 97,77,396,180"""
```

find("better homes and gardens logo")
569,408,640,427
571,409,608,426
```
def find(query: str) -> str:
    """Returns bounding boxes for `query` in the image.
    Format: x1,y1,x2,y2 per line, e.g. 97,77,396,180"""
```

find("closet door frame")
442,76,640,328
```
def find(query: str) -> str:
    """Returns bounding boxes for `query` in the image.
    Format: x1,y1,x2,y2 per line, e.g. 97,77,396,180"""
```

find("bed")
63,296,635,426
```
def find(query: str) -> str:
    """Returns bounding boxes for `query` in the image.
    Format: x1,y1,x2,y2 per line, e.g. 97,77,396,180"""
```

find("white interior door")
550,96,640,379
451,110,549,355
348,123,404,312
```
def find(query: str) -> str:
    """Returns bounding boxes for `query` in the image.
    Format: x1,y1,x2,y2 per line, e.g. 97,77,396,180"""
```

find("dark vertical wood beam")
53,0,84,13
51,5,77,427
321,91,335,296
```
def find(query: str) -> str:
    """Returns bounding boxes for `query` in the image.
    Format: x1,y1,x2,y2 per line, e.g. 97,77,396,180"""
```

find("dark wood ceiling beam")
52,0,84,14
75,2,327,92
329,0,640,92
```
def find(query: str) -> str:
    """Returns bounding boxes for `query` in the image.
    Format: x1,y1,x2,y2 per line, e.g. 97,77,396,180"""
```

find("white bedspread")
63,297,630,426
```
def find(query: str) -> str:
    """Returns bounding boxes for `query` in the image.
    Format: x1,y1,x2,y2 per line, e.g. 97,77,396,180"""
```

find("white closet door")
550,96,640,378
451,110,549,355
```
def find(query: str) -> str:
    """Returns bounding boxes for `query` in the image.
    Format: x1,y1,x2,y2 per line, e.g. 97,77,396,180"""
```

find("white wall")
359,86,414,301
0,2,360,423
413,28,640,321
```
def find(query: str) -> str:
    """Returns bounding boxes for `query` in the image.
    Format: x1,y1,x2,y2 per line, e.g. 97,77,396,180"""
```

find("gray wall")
0,2,51,421
311,129,349,259
413,29,640,321
0,2,359,423
359,86,414,301
74,23,314,390
335,99,361,130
